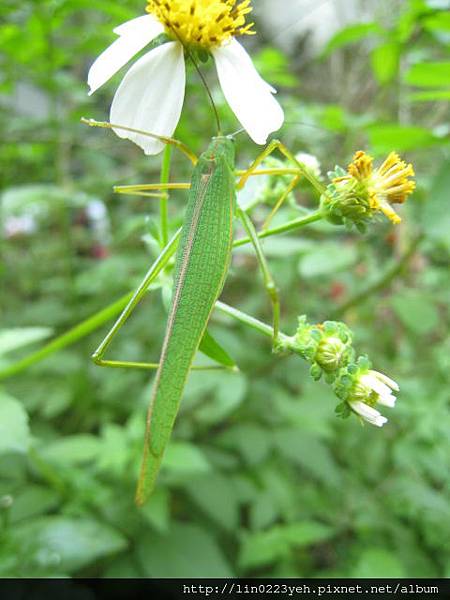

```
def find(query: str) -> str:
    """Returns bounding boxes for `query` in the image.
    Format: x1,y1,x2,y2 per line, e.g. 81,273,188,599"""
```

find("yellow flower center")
146,0,255,50
336,150,416,225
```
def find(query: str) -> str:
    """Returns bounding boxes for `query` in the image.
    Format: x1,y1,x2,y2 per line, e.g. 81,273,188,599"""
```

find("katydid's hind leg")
238,209,281,347
91,230,180,370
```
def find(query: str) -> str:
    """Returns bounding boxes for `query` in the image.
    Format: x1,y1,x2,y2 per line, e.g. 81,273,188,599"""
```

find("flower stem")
160,145,172,247
215,301,291,345
233,209,324,248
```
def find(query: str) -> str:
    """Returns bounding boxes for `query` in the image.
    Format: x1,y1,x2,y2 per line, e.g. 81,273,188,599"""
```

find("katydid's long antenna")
80,118,198,164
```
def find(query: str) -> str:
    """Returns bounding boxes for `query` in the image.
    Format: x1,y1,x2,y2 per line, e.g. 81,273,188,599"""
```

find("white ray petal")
88,15,164,95
369,370,399,392
350,401,388,427
361,373,392,399
376,393,396,408
110,41,185,155
212,39,284,145
113,14,161,36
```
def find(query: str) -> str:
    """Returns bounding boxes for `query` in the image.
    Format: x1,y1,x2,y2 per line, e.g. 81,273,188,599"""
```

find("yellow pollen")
336,150,416,225
146,0,255,50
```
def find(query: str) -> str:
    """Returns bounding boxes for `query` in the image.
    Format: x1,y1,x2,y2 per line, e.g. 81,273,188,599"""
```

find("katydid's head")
206,135,235,164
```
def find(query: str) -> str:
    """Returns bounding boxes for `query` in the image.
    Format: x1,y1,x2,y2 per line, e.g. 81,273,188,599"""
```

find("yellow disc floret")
334,150,416,225
146,0,255,50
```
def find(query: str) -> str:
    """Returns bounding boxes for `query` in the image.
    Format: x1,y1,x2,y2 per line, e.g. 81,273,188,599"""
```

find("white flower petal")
361,373,392,399
110,41,185,155
212,39,284,145
88,15,164,95
369,370,399,392
350,401,388,427
113,14,161,36
377,393,396,408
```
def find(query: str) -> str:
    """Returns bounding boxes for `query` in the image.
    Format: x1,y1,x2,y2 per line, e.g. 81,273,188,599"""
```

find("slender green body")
136,137,236,504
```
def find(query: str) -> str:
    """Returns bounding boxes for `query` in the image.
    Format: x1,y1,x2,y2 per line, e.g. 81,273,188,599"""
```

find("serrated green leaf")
163,442,211,477
139,487,171,533
239,522,334,570
0,328,53,356
367,124,440,153
391,291,439,335
9,486,60,523
423,12,450,32
298,243,358,278
12,517,127,573
218,423,271,466
371,43,400,85
405,62,450,88
323,23,382,56
0,393,30,455
352,548,406,578
39,435,101,465
184,473,240,531
409,89,450,101
421,159,450,245
137,522,233,577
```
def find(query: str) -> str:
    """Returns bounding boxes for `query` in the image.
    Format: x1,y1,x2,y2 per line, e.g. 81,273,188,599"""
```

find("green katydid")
68,119,328,505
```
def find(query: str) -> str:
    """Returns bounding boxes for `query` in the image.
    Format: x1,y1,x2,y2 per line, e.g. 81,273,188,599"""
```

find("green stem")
159,145,172,248
233,209,324,248
215,301,290,344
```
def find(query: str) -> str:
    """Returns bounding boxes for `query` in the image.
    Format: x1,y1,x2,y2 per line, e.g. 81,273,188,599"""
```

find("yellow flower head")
336,151,416,225
146,0,255,50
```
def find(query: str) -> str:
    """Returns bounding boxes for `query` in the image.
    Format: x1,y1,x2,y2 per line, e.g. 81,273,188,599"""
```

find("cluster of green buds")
292,316,354,383
321,150,415,232
281,316,399,427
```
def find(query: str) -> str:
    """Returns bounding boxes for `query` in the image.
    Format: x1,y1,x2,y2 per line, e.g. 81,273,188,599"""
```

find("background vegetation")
0,0,449,578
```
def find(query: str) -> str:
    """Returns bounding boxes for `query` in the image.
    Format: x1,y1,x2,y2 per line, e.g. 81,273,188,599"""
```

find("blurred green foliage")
0,0,449,578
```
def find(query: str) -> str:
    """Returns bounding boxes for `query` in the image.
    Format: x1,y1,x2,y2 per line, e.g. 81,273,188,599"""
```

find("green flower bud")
285,316,354,381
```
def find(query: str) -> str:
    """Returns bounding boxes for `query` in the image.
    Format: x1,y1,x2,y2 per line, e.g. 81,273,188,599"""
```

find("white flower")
360,370,399,408
88,1,284,154
349,401,388,428
349,369,399,427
